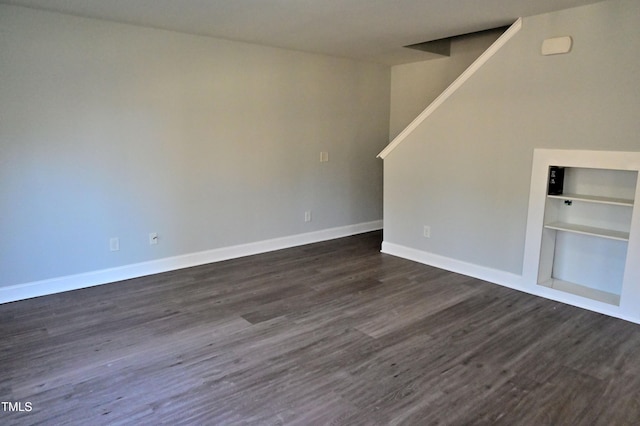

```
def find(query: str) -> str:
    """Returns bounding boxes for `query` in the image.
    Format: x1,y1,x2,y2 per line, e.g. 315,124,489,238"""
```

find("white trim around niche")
522,149,640,322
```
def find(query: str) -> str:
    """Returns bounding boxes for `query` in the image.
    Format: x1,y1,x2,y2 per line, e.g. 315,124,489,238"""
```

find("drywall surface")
383,0,640,275
389,30,502,140
0,5,390,287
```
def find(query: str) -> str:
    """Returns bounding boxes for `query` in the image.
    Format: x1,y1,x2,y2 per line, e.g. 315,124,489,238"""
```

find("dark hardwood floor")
2,231,640,425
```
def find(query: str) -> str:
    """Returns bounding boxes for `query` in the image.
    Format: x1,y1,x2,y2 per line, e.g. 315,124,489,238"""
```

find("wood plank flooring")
2,231,640,425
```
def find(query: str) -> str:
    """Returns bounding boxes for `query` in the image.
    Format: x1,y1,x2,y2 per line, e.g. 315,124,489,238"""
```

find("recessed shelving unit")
523,149,640,322
540,166,636,306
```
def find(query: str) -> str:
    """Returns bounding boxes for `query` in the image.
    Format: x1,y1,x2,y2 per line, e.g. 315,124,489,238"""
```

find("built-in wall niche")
523,149,640,323
539,167,637,305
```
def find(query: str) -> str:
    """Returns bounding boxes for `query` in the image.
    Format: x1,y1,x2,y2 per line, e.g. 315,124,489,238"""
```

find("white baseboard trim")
381,241,640,324
1,220,382,304
381,241,524,289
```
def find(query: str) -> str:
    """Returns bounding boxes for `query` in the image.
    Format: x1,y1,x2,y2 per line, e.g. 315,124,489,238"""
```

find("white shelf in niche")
547,193,634,207
543,221,630,241
539,278,621,306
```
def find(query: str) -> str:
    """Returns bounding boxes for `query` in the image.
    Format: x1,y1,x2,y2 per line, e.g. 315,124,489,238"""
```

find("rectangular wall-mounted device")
541,36,572,55
548,166,565,195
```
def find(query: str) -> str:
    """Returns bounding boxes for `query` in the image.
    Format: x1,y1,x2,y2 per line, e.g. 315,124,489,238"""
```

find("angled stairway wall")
380,19,522,159
389,28,505,140
378,0,640,318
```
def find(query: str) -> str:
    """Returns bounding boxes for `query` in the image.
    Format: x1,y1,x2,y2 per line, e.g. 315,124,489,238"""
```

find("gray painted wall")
383,0,640,275
390,30,502,140
0,5,390,287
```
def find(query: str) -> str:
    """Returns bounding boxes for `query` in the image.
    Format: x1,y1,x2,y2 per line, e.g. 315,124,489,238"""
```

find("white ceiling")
0,0,606,65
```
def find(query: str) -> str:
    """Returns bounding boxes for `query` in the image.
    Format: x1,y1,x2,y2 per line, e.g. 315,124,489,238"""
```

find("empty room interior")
2,0,640,424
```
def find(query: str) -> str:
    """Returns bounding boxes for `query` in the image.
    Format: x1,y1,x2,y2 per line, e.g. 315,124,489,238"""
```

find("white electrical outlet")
423,226,431,238
305,211,312,222
320,152,329,162
149,232,158,245
109,237,120,251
